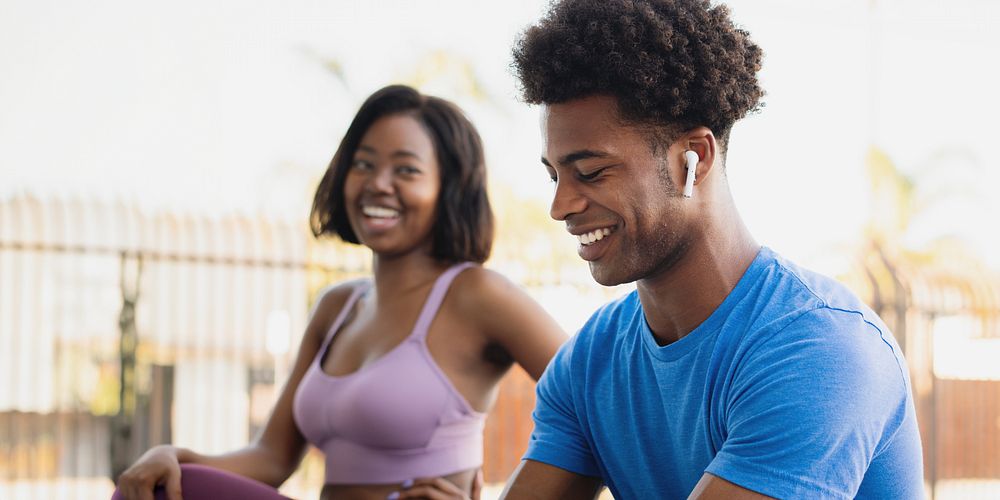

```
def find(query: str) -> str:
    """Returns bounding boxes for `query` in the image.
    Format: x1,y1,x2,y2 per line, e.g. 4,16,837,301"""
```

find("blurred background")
1,0,998,498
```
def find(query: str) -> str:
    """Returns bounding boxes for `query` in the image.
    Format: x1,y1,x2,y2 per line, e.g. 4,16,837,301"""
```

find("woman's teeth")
578,227,612,246
362,206,400,218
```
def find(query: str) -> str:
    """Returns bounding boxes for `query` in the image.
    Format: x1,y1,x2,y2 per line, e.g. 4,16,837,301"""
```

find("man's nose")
549,178,587,221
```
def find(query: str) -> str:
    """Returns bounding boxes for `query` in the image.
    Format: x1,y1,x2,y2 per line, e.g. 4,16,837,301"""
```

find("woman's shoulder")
450,265,516,302
448,264,566,377
315,276,369,305
449,265,537,319
308,278,370,330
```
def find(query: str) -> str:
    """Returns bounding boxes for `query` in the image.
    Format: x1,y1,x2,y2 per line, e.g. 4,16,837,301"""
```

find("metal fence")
0,192,362,498
2,193,998,499
848,244,1000,499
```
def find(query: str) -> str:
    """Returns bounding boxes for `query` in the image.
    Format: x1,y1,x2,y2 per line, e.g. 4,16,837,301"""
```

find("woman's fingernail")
402,479,414,488
386,492,399,500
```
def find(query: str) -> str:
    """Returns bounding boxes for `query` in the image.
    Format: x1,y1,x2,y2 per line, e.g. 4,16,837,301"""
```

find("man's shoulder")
735,249,900,366
735,251,906,380
757,248,884,329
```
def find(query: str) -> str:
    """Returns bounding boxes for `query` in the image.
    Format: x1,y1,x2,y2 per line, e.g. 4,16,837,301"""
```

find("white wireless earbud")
683,150,699,198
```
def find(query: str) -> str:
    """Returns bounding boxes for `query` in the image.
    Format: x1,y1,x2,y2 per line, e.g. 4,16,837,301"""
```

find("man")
501,0,924,498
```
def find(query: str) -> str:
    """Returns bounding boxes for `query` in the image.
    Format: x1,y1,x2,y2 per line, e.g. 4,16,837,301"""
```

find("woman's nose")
366,165,394,193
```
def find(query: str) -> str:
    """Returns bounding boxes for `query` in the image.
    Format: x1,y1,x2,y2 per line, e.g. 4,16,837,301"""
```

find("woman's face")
343,113,441,258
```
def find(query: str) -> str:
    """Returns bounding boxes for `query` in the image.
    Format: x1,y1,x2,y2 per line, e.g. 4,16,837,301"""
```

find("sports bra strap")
320,281,372,349
410,262,476,341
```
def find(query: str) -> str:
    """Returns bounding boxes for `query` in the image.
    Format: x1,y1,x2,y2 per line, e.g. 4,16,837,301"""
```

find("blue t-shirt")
525,247,923,499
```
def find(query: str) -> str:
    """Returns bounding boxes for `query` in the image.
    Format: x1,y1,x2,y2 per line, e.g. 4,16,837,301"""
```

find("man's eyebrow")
546,149,610,167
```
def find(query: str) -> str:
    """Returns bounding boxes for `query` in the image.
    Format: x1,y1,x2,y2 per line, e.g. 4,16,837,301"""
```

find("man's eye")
578,167,606,181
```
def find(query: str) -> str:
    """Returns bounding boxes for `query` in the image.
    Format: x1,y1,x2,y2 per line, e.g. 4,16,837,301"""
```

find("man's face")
541,95,691,286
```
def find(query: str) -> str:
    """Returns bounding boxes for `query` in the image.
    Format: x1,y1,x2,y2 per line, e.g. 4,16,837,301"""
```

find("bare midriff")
318,468,476,500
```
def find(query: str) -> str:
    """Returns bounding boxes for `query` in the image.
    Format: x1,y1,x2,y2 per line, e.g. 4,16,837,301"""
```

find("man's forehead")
542,95,620,124
540,97,636,163
542,97,616,135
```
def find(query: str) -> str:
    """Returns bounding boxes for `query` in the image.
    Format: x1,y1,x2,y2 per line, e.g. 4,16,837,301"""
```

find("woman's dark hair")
310,85,494,263
512,0,764,147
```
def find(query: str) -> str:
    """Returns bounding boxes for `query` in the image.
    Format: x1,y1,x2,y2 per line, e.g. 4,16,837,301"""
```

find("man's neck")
636,207,759,346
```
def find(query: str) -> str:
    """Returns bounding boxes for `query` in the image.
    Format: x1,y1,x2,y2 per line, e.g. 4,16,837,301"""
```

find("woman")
113,85,566,499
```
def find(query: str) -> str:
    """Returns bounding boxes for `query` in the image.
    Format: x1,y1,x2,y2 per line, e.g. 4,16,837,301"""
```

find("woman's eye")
396,165,419,175
351,159,373,171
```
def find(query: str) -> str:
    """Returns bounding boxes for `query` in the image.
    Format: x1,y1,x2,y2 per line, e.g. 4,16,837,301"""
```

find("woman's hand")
115,444,184,500
390,470,483,500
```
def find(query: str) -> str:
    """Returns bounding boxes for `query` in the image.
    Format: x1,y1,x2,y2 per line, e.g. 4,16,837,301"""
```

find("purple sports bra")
292,263,486,484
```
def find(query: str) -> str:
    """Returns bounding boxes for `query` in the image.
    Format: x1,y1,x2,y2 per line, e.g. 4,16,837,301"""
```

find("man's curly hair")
512,0,764,147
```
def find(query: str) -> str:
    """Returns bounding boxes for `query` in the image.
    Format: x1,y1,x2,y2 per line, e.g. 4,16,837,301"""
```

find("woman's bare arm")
118,282,357,495
455,268,567,381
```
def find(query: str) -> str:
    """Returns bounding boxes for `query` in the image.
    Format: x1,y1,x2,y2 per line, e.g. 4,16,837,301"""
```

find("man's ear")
681,127,717,187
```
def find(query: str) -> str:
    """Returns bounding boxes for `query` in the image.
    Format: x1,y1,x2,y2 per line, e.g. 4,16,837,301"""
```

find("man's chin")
588,262,631,287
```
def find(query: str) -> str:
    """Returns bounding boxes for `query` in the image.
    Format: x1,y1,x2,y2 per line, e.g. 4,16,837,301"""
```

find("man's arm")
697,308,917,498
688,473,774,500
500,460,603,500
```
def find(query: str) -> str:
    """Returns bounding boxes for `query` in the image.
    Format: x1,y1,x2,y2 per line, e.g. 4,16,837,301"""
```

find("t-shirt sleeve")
523,338,602,478
705,307,913,499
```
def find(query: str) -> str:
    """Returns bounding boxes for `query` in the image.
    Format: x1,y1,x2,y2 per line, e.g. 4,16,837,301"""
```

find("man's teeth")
362,206,400,218
577,228,612,246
